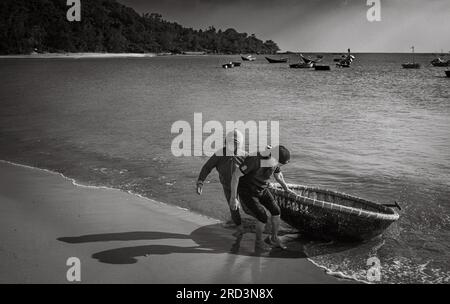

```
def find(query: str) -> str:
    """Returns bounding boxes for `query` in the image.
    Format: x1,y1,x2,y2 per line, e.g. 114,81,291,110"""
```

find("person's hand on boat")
229,197,241,211
285,188,297,196
196,181,203,195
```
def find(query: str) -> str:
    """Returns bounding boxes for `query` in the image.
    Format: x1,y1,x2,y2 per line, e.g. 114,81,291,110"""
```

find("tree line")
0,0,280,55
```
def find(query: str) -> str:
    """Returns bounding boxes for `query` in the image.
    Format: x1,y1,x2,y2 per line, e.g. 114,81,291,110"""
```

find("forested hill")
0,0,280,55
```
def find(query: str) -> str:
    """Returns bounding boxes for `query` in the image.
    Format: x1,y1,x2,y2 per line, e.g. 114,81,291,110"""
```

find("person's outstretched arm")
274,171,296,195
229,163,243,210
196,154,219,194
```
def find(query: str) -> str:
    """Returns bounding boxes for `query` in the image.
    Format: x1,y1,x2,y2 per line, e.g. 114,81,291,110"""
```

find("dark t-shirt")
238,154,281,193
197,148,246,189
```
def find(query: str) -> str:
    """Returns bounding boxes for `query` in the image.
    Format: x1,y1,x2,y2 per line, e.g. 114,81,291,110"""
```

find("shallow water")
0,54,449,283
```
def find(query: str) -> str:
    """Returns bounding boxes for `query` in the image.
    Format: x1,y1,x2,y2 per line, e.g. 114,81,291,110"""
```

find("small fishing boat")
431,50,449,67
336,62,351,68
289,62,314,69
265,57,288,63
431,58,449,67
314,65,331,71
298,53,322,65
402,63,421,69
241,55,256,61
222,62,234,69
269,183,400,241
232,62,241,67
402,46,421,69
289,53,318,69
336,49,355,68
446,71,450,77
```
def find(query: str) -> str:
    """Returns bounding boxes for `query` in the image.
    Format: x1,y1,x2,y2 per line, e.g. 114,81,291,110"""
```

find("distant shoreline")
0,52,442,59
0,52,158,59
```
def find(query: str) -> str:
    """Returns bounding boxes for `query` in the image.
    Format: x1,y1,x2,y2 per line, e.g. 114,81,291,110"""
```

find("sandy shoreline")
0,53,157,59
0,160,346,284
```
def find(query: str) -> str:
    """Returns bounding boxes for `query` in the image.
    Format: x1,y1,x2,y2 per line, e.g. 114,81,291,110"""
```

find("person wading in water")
196,129,247,236
229,145,295,251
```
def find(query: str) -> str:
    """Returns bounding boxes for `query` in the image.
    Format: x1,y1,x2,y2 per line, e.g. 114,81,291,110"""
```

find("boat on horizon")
402,63,421,69
222,62,234,69
336,48,355,68
269,183,400,241
336,62,351,68
241,55,256,61
265,56,288,63
299,53,322,65
431,58,449,67
289,53,320,69
431,50,449,67
402,46,421,69
289,62,314,69
314,65,331,71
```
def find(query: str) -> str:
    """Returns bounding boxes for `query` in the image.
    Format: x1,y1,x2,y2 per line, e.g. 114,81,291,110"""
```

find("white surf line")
0,159,221,224
306,258,371,284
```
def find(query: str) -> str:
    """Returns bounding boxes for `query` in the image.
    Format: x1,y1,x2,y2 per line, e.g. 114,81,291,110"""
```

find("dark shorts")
237,187,280,223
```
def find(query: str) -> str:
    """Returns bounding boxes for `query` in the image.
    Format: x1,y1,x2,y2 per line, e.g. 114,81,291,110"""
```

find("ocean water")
0,54,449,283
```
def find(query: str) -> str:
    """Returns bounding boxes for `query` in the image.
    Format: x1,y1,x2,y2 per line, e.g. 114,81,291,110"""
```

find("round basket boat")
268,183,400,241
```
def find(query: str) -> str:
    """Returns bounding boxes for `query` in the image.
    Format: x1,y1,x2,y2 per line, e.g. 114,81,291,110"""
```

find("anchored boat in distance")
222,60,242,68
431,50,449,67
289,53,321,69
265,56,288,63
336,48,355,68
241,55,256,61
402,46,421,69
431,58,449,67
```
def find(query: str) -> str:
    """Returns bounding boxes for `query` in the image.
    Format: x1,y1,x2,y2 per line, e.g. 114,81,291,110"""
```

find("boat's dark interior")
289,186,390,214
270,185,394,214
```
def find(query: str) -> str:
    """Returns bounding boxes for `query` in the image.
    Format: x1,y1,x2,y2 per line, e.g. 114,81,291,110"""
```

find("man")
196,129,247,236
229,145,295,251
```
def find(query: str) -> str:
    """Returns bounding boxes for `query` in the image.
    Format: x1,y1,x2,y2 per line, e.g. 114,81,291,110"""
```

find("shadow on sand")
58,223,313,264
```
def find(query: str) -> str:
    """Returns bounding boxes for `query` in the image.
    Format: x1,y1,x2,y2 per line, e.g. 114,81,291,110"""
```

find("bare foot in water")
232,225,244,237
265,236,287,250
254,239,272,253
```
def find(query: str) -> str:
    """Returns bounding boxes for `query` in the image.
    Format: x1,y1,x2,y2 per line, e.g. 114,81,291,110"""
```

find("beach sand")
0,161,343,283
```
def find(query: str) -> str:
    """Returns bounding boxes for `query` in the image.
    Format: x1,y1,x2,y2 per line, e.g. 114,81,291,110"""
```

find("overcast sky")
120,0,450,52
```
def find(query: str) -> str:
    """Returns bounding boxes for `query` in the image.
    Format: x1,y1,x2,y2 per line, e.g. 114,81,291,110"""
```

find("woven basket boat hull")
268,184,399,241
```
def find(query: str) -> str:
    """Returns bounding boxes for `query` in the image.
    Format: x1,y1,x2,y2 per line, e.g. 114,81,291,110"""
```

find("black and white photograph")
0,0,449,288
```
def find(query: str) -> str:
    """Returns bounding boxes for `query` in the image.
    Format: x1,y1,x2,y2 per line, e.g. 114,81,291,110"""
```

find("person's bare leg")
269,215,286,249
270,215,280,240
256,221,264,242
232,224,244,237
255,221,271,252
230,207,244,237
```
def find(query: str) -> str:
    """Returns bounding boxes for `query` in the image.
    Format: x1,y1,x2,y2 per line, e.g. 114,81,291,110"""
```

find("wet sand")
0,161,343,283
